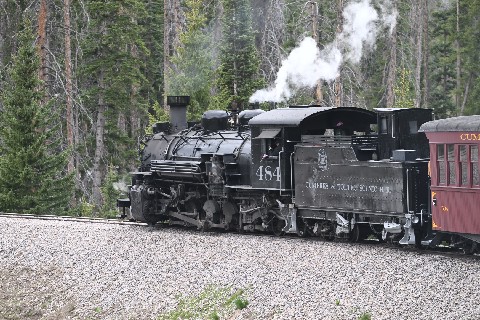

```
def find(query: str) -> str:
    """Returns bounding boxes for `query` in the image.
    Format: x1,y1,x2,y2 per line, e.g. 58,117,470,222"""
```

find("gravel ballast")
0,217,479,319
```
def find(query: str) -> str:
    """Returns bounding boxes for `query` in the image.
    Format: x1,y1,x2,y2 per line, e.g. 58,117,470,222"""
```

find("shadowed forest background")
0,0,479,215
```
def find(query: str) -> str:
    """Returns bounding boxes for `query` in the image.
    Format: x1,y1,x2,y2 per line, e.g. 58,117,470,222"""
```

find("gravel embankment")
0,217,479,320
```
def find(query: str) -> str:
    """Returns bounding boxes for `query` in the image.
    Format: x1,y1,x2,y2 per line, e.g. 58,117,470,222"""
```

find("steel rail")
1,213,477,259
0,212,147,226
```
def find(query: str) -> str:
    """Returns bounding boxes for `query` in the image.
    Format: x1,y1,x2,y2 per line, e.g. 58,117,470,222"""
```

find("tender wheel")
296,218,308,238
350,224,367,243
272,216,286,236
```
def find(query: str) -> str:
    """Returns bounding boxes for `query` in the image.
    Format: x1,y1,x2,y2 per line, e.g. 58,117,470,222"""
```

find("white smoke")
250,38,342,103
250,0,398,104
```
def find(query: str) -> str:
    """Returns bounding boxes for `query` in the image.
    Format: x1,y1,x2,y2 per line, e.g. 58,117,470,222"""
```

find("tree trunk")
163,0,183,105
386,24,397,108
37,0,48,91
64,0,74,175
455,0,461,114
312,1,323,104
163,0,170,106
421,0,430,109
92,70,106,211
414,0,424,109
334,0,343,108
460,74,472,116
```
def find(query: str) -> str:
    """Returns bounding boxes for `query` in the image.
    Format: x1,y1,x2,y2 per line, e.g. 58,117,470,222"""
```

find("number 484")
256,166,281,181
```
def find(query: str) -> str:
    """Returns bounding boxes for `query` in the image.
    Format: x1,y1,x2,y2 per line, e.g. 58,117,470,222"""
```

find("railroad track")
0,212,147,226
1,212,478,259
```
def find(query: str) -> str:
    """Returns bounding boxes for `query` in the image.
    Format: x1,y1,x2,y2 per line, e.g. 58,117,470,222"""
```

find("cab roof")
248,107,376,127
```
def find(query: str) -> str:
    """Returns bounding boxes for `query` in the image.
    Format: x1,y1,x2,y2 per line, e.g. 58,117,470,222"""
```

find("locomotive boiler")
119,96,444,247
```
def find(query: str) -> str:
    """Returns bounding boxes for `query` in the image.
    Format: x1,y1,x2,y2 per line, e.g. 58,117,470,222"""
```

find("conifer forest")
0,0,479,215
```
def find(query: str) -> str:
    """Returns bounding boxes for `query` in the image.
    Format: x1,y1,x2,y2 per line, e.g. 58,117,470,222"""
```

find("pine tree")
0,19,73,214
81,0,148,208
393,68,415,109
143,0,164,105
429,8,456,118
167,0,215,120
216,0,264,110
460,1,480,115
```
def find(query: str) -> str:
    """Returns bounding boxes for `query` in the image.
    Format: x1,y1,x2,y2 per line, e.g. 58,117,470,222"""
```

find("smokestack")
167,96,190,133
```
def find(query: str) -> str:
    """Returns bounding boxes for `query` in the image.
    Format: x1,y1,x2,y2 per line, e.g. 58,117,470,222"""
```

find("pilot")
262,137,282,160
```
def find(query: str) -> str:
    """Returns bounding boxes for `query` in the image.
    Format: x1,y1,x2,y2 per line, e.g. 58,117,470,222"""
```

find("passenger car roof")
419,115,480,132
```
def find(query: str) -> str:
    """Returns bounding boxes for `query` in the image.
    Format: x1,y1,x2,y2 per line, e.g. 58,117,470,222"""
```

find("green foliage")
77,198,95,217
335,299,341,306
99,165,122,218
460,1,480,115
394,68,415,109
217,0,264,110
358,311,372,320
81,0,149,169
167,0,215,121
0,19,73,215
143,0,164,105
429,7,456,118
233,297,249,310
145,101,170,135
157,286,249,320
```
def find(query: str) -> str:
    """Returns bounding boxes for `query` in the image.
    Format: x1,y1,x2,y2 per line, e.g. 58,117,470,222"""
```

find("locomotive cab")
376,108,432,160
248,107,377,191
250,126,298,190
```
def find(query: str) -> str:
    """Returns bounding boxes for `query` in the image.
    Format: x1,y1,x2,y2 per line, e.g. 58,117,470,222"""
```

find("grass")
158,285,249,320
358,311,372,320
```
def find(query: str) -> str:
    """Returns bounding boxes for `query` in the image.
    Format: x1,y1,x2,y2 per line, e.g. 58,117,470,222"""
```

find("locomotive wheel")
272,216,286,236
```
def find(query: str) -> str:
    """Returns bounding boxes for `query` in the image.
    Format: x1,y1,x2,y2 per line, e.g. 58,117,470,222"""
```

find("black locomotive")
119,96,451,247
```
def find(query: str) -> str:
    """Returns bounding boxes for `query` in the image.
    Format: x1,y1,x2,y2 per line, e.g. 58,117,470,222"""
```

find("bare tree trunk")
334,0,343,108
421,0,430,109
460,74,472,115
386,24,397,108
92,70,106,211
37,0,47,80
311,1,323,104
64,0,74,176
455,0,461,114
163,0,183,106
414,0,424,109
163,0,169,107
37,0,48,90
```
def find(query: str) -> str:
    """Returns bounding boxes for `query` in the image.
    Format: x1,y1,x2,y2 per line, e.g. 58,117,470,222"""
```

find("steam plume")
250,0,398,103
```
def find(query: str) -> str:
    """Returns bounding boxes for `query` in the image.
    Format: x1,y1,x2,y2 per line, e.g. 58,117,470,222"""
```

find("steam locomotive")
118,96,479,253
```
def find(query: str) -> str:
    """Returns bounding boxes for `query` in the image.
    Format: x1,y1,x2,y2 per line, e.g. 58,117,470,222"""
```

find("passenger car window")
459,145,468,186
437,144,445,185
447,144,456,185
472,145,479,186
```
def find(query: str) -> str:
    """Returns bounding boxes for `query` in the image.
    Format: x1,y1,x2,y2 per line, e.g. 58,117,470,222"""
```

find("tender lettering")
305,181,392,193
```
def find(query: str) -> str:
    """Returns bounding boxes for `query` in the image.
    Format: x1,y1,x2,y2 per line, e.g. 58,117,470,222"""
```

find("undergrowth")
158,285,249,320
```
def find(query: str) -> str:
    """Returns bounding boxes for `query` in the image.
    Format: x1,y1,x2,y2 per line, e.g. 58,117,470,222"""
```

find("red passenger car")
420,116,480,252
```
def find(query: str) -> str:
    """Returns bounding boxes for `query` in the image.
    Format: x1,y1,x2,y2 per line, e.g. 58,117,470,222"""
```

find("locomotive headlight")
413,216,419,224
